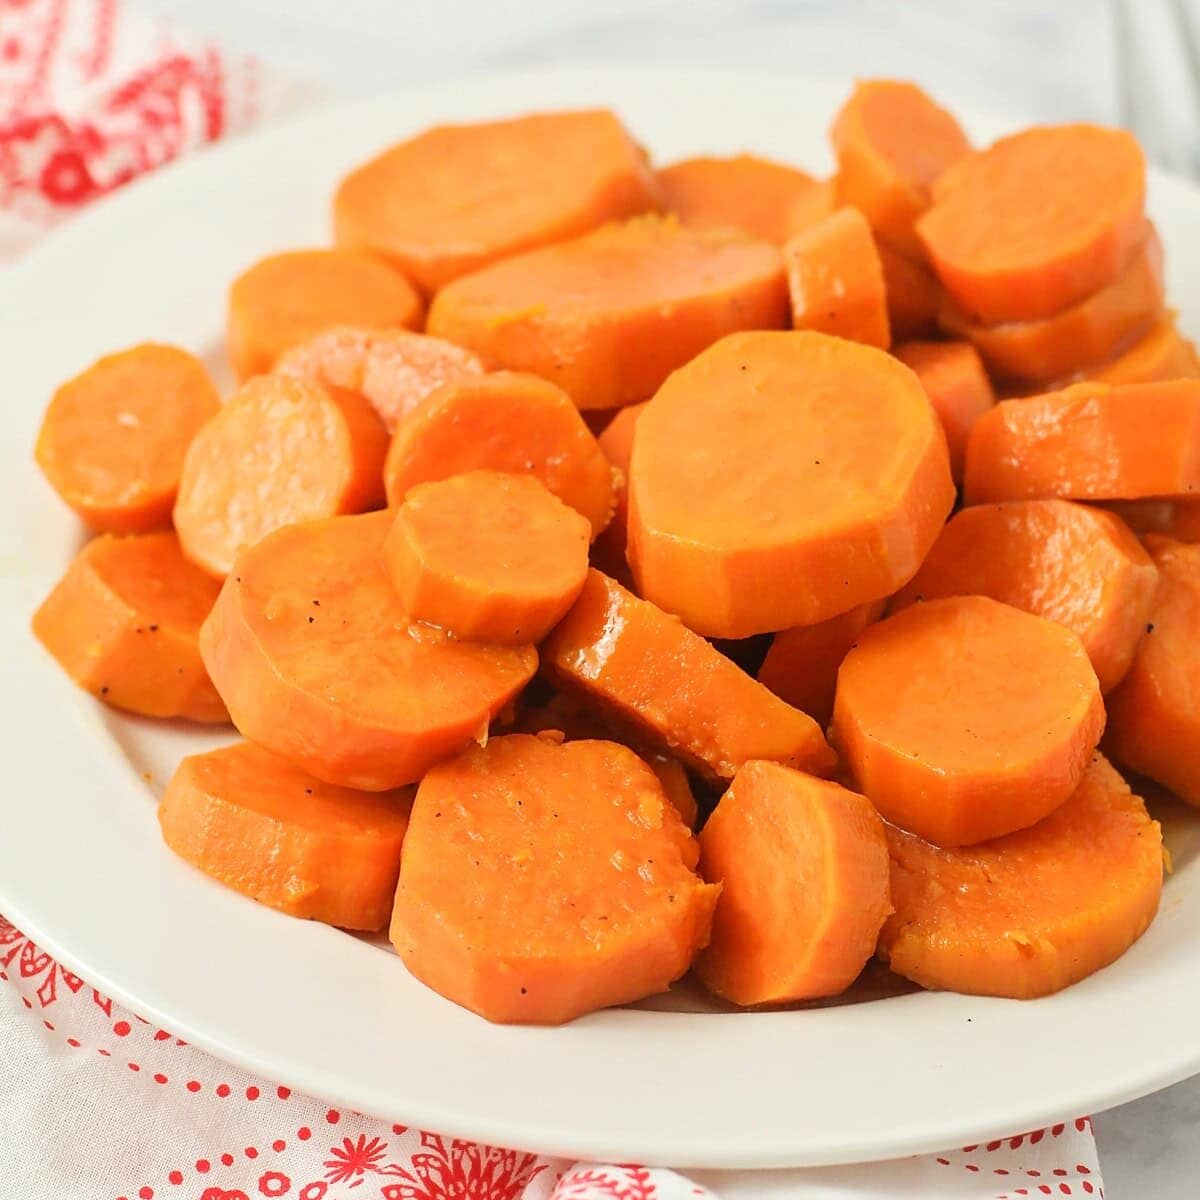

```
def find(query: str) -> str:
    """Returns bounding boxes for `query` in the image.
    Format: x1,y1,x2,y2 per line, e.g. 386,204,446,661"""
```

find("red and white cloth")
0,3,1108,1197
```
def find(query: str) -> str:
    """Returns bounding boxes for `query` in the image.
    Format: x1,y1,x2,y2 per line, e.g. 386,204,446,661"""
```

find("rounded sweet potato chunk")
892,500,1158,692
333,109,660,293
390,733,718,1024
628,330,954,636
833,595,1105,847
879,755,1162,998
160,741,412,930
697,761,891,1006
33,531,227,722
199,510,537,790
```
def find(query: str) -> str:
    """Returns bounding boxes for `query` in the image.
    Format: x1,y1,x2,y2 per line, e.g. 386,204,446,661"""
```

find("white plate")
3,66,1200,1170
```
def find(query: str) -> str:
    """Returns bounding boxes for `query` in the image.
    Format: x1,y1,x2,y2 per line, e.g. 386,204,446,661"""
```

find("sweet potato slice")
389,733,718,1024
1084,312,1200,385
833,595,1105,846
879,754,1162,998
757,601,886,727
382,371,615,536
1107,536,1200,804
940,227,1165,384
590,401,645,580
174,375,388,578
831,79,971,260
35,344,219,534
917,124,1146,323
33,531,226,722
543,570,835,784
227,249,423,380
199,511,537,790
879,243,940,339
628,330,954,636
657,153,819,243
963,379,1200,505
333,109,660,293
893,340,995,482
426,215,788,411
783,207,890,348
697,761,891,1005
273,325,486,433
159,741,412,929
892,500,1158,692
383,470,590,643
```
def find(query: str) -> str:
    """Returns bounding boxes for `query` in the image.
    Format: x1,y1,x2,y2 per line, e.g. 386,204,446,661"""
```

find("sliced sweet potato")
657,153,819,243
227,249,423,380
543,569,835,784
383,470,590,643
199,510,537,790
382,371,615,536
833,595,1105,846
879,243,941,339
893,340,995,482
1085,312,1200,385
757,600,886,727
35,344,219,534
159,741,412,929
879,754,1162,998
940,227,1165,384
174,374,388,578
917,124,1146,323
964,379,1200,504
273,325,486,434
831,79,971,259
1107,536,1200,804
33,531,226,722
892,500,1158,692
333,109,660,292
697,761,891,1005
426,215,789,410
783,207,890,348
628,330,954,635
389,733,718,1024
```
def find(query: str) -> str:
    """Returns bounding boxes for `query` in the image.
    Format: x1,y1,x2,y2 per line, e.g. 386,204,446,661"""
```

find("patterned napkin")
0,3,1107,1197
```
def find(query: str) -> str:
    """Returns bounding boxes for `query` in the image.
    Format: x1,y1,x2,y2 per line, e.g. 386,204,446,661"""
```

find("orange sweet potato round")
831,79,971,259
33,531,227,722
334,109,661,293
964,379,1200,505
833,595,1105,847
697,761,891,1006
543,570,835,784
628,330,954,636
383,371,616,537
426,215,789,411
160,741,412,929
879,754,1162,998
917,124,1146,323
199,510,537,790
383,470,590,643
35,344,219,534
174,374,388,578
390,733,718,1024
227,249,422,380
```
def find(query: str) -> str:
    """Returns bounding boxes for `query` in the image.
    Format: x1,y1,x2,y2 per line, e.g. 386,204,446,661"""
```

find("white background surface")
50,0,1200,1192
